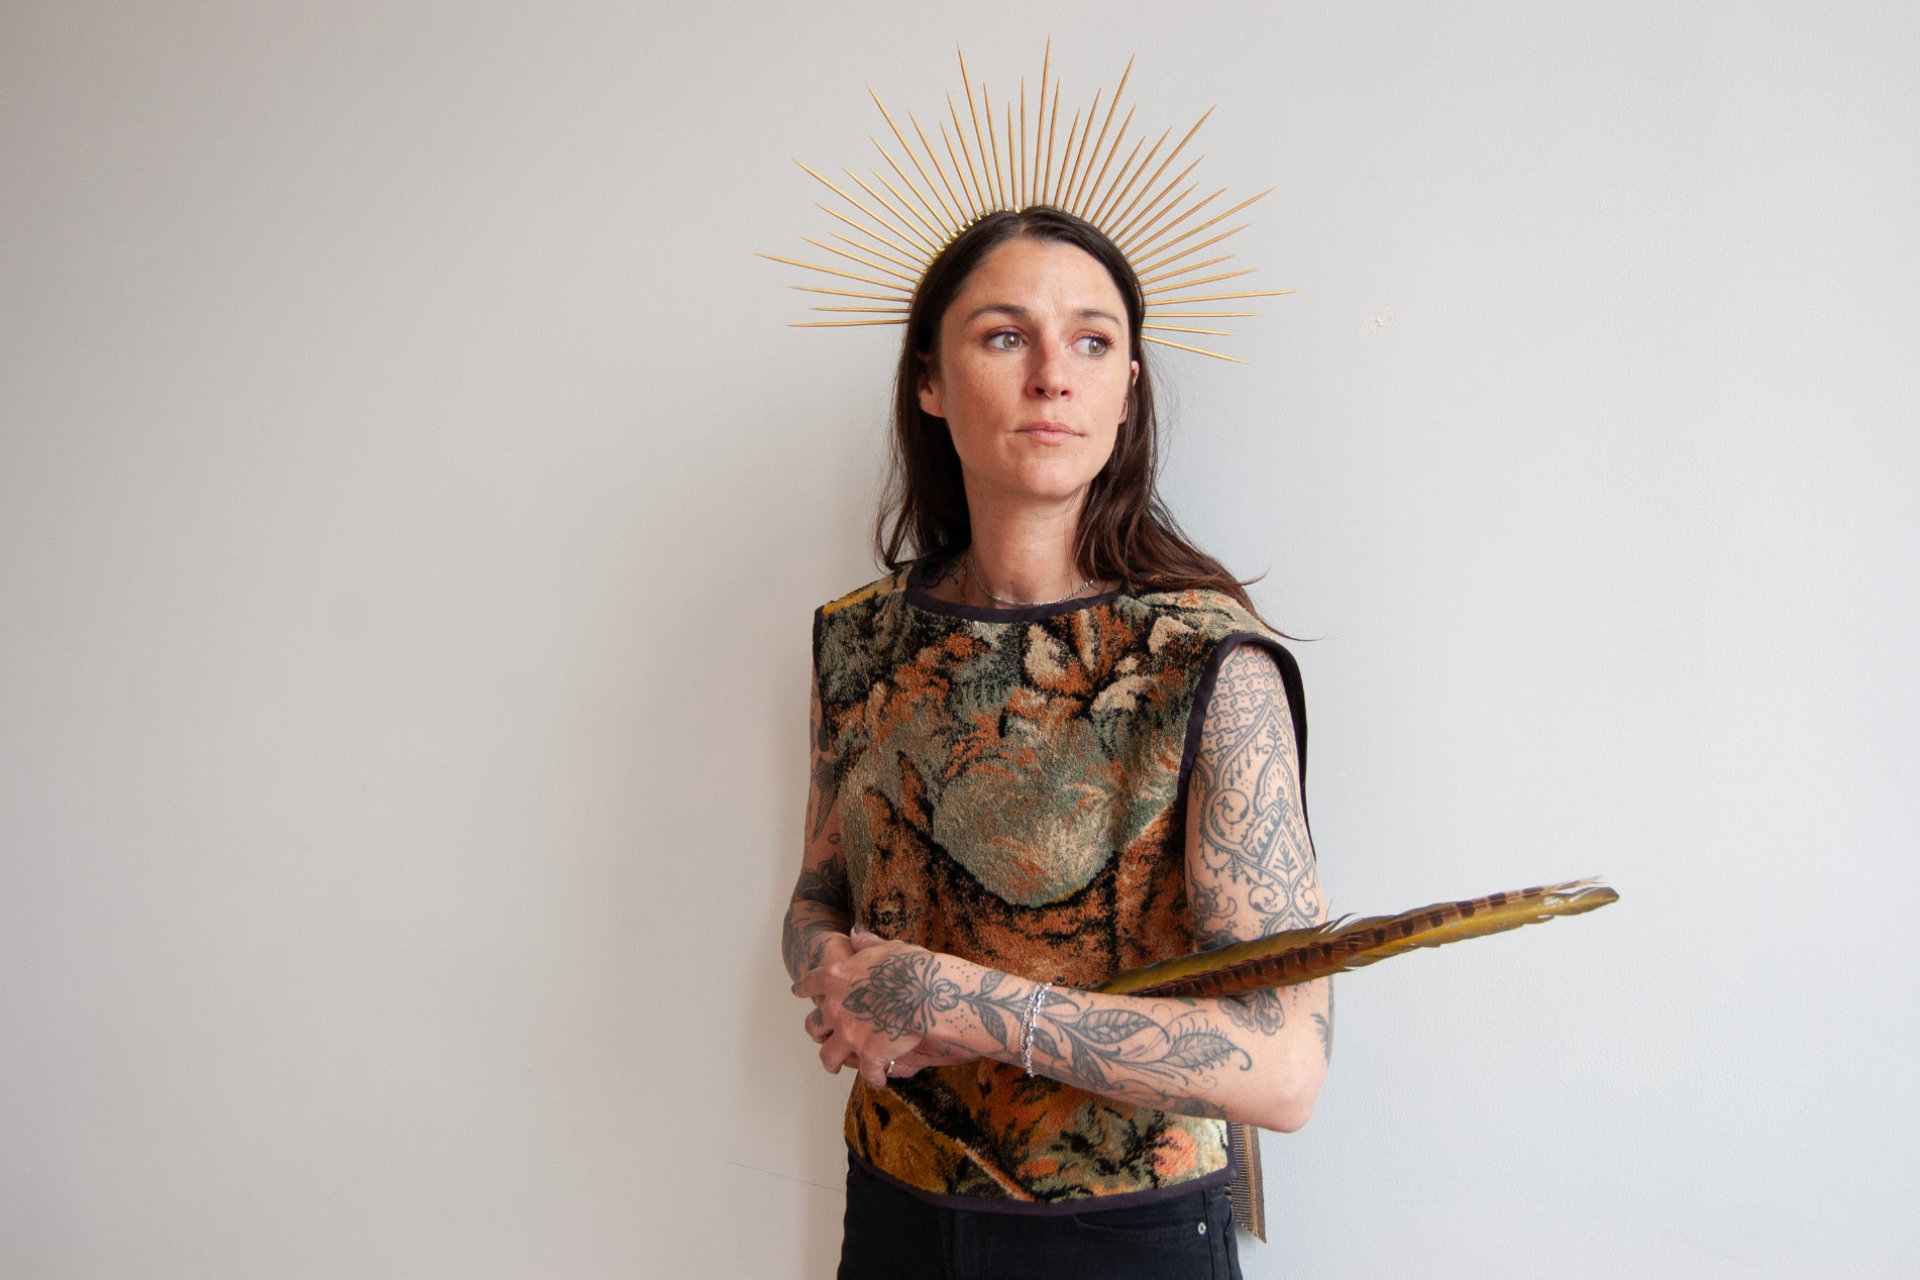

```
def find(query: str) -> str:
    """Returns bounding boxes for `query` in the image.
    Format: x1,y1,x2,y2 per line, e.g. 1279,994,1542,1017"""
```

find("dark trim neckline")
902,558,1124,624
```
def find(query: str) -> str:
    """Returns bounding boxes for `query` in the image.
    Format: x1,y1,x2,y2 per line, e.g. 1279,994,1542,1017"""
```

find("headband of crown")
762,43,1291,364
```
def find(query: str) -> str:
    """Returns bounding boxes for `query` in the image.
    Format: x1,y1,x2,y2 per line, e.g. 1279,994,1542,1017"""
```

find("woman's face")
918,236,1139,514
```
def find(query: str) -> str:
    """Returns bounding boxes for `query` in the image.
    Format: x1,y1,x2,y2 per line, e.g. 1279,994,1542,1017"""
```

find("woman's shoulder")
816,568,912,620
1128,584,1277,644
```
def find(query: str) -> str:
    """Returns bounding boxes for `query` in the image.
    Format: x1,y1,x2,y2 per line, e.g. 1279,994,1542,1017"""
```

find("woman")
784,205,1330,1280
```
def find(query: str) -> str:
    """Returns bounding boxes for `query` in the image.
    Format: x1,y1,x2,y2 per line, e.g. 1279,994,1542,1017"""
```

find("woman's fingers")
818,1036,855,1075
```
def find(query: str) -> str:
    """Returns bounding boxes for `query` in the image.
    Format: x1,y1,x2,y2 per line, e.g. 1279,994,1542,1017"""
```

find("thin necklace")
966,550,1094,608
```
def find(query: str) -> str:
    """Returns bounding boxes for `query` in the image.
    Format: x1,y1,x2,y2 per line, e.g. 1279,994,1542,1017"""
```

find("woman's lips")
1018,422,1079,442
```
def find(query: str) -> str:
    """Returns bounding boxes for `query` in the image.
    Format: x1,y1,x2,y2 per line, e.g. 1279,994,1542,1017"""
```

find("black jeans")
838,1159,1243,1280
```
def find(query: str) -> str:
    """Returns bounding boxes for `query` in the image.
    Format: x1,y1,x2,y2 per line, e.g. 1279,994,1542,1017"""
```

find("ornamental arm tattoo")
838,950,1253,1119
781,678,853,982
1186,644,1333,1060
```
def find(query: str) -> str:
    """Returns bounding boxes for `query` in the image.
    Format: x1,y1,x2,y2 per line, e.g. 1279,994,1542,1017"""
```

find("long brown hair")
875,206,1264,616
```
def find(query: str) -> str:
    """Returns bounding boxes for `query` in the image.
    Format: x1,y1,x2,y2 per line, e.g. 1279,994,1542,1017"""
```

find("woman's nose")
1030,347,1071,398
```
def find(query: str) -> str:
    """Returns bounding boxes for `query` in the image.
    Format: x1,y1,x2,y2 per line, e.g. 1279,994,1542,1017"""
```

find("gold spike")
759,253,913,292
983,85,1005,206
1113,161,1202,246
1033,40,1051,201
868,167,947,249
1109,108,1212,233
1090,128,1165,228
1076,103,1136,220
1049,107,1080,206
840,166,941,256
1088,134,1153,228
1018,78,1028,208
1042,84,1063,207
815,203,926,267
1141,311,1258,318
1121,185,1228,257
796,160,929,254
958,49,996,209
870,89,958,236
911,112,968,230
1006,107,1018,206
1138,252,1233,287
791,285,912,301
811,305,913,313
1143,322,1235,335
840,165,938,254
804,237,918,284
1143,268,1255,294
792,318,909,327
1138,224,1253,277
1071,56,1133,213
942,110,984,219
1061,90,1099,206
1145,289,1296,305
947,96,986,216
872,137,953,241
1117,180,1200,251
1141,333,1245,362
1135,188,1272,267
824,234,923,277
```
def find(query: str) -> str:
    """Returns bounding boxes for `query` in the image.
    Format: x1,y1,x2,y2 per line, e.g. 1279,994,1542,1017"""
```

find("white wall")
2,3,1914,1276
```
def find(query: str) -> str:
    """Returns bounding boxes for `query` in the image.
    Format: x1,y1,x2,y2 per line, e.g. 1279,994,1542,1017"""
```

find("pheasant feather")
1098,879,1618,999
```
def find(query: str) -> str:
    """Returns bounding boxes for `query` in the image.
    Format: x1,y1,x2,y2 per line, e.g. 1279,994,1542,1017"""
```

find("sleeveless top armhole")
1175,632,1313,851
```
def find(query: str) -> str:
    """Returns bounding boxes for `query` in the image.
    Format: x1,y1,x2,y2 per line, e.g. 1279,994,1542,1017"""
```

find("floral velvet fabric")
814,567,1281,1205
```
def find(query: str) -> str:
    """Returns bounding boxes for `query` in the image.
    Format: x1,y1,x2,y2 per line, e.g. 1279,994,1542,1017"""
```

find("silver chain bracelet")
1020,981,1055,1078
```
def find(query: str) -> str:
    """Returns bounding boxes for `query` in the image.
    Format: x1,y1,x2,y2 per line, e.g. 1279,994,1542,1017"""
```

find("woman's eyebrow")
964,303,1123,326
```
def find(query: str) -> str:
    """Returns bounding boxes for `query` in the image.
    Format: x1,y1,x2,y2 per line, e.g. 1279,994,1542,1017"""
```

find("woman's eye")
987,331,1022,351
1077,335,1112,356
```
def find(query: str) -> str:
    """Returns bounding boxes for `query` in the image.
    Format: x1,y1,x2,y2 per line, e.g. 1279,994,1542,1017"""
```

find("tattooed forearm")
1312,982,1334,1063
806,695,842,842
782,908,834,980
1136,1092,1230,1120
783,855,852,981
840,954,1253,1105
787,675,852,982
1195,922,1290,1035
783,901,848,981
1219,988,1288,1035
793,858,849,911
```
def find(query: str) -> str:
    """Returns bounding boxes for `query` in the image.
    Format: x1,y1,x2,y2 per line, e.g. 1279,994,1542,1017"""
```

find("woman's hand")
792,927,951,1088
804,931,855,980
799,934,981,1079
883,1036,980,1077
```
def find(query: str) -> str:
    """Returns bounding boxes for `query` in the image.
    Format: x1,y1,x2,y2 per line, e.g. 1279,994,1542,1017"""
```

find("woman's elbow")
1261,1093,1317,1134
1250,1056,1327,1132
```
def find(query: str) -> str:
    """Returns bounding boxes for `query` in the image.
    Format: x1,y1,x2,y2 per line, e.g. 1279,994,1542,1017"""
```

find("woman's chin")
971,465,1103,509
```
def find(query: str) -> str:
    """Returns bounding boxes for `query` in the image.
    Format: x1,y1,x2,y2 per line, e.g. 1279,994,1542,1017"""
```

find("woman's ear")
916,355,944,419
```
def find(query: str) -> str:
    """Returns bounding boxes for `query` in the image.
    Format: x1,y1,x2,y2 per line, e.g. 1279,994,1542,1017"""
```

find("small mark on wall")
1359,305,1397,335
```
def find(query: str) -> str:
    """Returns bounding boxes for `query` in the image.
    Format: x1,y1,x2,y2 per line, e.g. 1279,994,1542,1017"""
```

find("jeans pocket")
1066,1190,1212,1245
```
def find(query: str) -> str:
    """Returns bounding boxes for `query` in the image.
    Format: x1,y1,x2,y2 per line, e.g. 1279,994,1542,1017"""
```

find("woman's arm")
780,675,854,983
1180,642,1332,1126
794,645,1331,1132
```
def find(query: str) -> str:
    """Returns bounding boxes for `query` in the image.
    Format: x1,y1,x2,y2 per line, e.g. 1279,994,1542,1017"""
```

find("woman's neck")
964,501,1088,606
